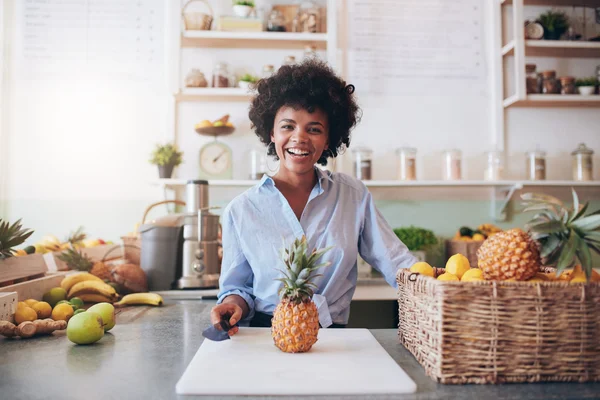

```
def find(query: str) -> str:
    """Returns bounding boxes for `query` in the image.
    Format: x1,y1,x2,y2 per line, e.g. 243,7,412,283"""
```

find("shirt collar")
258,166,334,189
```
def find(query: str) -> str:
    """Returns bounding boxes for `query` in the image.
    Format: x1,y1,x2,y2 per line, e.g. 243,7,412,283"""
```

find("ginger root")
0,318,67,338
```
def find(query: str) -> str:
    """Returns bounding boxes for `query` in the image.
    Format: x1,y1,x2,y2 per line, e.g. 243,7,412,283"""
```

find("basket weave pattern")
396,268,600,384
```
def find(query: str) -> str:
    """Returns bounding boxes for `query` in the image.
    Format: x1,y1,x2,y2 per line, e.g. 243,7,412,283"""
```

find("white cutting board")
176,328,417,396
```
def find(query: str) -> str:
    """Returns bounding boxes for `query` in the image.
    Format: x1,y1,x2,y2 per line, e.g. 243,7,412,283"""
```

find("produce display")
194,114,235,130
452,223,502,242
271,236,332,354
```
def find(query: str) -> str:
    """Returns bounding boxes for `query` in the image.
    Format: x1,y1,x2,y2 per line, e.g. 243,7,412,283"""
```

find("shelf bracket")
491,183,522,222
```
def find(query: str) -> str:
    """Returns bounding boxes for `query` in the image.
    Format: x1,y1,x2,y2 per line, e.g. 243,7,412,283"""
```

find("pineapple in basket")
57,248,112,281
271,236,332,353
522,190,600,282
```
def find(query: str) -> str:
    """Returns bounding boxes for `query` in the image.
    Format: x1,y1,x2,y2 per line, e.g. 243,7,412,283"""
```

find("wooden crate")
0,254,47,287
0,292,17,322
0,272,68,302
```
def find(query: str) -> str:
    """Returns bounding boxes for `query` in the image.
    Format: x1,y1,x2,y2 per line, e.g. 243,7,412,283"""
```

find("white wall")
1,0,599,245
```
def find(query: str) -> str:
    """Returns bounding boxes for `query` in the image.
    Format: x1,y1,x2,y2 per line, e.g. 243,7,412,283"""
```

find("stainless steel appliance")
140,180,222,290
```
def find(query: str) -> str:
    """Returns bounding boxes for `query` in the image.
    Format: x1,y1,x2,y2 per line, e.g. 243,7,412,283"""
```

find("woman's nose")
290,128,309,143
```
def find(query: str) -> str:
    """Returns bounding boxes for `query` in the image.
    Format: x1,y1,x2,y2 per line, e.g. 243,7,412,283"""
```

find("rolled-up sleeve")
358,190,417,288
217,206,256,322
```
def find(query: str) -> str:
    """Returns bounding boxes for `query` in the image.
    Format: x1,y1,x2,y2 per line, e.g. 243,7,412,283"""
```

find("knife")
202,319,237,342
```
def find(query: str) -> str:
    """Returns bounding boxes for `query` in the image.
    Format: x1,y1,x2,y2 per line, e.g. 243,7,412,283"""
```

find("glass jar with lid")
442,149,462,180
282,55,296,66
266,9,286,32
352,146,373,180
525,64,540,94
248,148,267,180
396,147,417,181
541,70,560,94
261,64,275,79
484,150,504,181
303,45,317,60
559,76,576,94
571,143,594,181
212,62,230,88
526,149,546,180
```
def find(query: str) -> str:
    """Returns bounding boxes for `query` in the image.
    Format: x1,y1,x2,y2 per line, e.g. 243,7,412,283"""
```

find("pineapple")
522,190,600,282
476,228,540,281
66,226,87,248
0,219,34,259
271,236,332,353
57,248,112,281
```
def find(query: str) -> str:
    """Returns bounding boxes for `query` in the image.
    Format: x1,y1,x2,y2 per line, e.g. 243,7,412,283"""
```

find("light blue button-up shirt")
216,167,417,327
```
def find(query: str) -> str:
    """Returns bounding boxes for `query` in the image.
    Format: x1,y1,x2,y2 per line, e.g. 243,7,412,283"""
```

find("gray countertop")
1,298,599,400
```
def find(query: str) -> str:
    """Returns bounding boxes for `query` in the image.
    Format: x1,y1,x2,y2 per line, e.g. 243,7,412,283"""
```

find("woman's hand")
210,303,242,337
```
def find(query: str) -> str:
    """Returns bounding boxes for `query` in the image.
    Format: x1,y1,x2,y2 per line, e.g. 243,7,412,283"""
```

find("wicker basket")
182,0,213,31
396,268,600,384
445,239,483,268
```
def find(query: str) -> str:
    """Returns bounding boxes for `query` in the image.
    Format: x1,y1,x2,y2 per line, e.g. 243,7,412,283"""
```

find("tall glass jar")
526,149,546,180
560,76,576,94
442,149,462,181
484,150,504,181
541,70,560,94
526,64,540,94
352,146,373,180
248,148,267,180
396,147,417,181
571,143,594,182
212,62,230,88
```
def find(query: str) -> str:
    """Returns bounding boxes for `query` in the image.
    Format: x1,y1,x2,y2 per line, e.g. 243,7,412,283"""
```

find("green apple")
87,302,116,332
67,312,104,345
42,287,67,307
69,297,84,309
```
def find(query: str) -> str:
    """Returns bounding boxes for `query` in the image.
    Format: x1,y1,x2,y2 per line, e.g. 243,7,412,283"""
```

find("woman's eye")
309,128,322,134
281,125,293,130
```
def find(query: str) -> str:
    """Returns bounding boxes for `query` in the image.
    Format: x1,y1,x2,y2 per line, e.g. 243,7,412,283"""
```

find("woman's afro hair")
248,58,361,165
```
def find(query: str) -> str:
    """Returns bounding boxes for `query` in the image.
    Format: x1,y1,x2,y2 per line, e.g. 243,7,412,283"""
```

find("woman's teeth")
286,148,310,156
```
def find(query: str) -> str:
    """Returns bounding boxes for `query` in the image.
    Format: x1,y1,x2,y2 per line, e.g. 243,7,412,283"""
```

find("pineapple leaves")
576,240,593,280
555,230,578,273
521,192,564,207
0,219,34,258
570,188,579,220
527,220,565,234
571,215,600,231
570,202,589,224
540,235,561,258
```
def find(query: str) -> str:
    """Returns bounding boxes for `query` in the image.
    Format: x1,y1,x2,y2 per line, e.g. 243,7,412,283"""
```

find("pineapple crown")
522,189,600,281
57,247,94,271
0,219,34,259
276,236,333,304
65,226,87,245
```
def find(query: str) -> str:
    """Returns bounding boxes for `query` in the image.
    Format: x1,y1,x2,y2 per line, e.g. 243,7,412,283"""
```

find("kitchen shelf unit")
153,178,599,221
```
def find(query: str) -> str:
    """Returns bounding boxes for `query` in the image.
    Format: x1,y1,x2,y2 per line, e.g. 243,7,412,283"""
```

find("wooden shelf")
504,94,600,108
176,88,253,101
502,0,600,6
181,30,329,49
154,179,600,188
526,40,600,58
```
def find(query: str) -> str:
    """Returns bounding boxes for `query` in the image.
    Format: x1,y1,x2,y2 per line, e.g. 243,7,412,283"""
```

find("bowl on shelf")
195,126,235,136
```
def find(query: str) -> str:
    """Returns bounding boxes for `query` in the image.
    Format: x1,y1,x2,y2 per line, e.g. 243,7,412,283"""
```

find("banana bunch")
61,273,117,303
113,293,164,307
61,272,104,292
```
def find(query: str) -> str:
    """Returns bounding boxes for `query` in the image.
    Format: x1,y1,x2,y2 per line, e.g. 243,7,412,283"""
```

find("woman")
211,59,416,336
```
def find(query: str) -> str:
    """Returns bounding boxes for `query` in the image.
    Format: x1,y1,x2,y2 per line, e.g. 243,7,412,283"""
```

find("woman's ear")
270,131,274,143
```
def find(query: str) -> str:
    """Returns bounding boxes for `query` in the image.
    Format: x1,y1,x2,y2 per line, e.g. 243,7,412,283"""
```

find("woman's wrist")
222,294,250,320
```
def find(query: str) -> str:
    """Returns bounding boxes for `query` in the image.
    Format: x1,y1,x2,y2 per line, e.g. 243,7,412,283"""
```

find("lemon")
24,299,39,307
526,278,545,283
17,301,30,310
445,254,471,279
213,121,224,127
570,277,588,284
52,303,75,322
32,301,52,319
409,262,434,277
43,287,68,307
14,307,37,324
472,233,485,241
461,268,483,281
195,120,212,129
437,272,459,281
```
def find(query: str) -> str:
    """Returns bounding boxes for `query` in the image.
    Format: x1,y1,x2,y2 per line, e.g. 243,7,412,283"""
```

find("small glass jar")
396,147,417,181
184,68,208,87
541,70,560,94
442,149,462,181
303,45,317,60
484,150,504,181
526,149,546,180
212,62,230,88
266,9,286,32
352,146,373,180
525,64,540,94
282,55,296,66
261,64,275,79
560,76,576,94
248,148,267,180
571,143,594,182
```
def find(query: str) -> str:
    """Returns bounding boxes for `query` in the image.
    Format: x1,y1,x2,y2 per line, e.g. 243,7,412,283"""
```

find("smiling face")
271,105,329,179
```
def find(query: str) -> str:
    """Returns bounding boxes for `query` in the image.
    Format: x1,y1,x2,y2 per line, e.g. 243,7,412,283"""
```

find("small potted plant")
393,226,438,262
232,0,255,18
537,9,569,40
576,77,599,95
238,73,258,90
149,143,183,179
